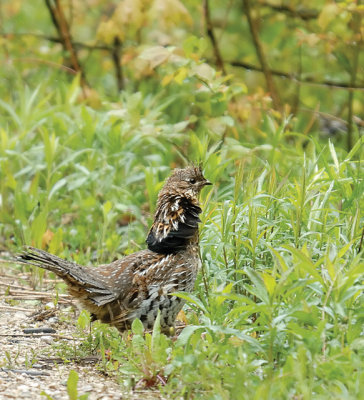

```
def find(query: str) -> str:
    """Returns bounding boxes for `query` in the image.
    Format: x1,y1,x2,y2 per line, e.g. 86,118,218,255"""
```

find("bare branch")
44,0,87,89
229,60,364,91
111,36,124,92
242,0,281,110
0,32,112,51
12,57,78,74
203,0,226,74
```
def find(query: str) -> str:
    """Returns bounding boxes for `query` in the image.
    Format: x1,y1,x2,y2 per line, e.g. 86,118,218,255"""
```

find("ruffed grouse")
18,166,211,334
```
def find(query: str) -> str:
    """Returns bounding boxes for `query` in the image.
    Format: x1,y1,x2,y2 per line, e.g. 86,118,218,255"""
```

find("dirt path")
0,266,162,400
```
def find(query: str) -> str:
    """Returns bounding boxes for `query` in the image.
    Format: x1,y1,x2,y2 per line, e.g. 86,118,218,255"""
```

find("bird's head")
161,166,212,201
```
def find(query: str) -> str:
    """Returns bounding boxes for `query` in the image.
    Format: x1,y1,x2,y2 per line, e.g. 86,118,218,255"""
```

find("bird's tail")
17,246,89,284
17,247,117,309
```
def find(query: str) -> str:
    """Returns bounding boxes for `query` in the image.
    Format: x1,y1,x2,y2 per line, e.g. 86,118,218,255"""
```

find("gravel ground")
0,267,163,400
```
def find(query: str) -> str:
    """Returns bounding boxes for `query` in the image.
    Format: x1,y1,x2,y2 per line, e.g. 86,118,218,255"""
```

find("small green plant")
40,370,89,400
67,370,89,400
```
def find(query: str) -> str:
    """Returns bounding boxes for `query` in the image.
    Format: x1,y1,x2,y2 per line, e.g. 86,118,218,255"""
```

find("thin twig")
203,0,226,74
8,57,77,74
229,60,364,91
0,271,63,285
2,297,71,305
0,305,33,312
242,0,281,110
4,289,70,297
39,356,101,364
0,32,112,51
0,282,34,290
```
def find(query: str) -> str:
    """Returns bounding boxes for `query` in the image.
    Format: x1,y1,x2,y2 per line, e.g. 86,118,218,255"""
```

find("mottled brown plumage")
18,166,211,333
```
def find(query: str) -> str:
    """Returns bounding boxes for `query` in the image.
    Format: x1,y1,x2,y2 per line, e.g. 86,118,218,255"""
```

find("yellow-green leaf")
262,273,276,296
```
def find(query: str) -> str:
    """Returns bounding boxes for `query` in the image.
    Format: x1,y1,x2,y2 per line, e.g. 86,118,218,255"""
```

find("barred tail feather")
18,246,80,276
18,246,96,287
17,246,117,306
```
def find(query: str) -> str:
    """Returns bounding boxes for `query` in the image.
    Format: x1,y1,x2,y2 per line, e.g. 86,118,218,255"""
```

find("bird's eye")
189,178,196,184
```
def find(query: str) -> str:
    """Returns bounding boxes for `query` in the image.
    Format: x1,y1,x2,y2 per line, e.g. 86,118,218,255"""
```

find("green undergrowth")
1,74,363,399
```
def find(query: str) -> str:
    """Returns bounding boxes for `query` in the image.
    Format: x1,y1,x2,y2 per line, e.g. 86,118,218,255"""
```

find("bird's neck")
146,195,202,254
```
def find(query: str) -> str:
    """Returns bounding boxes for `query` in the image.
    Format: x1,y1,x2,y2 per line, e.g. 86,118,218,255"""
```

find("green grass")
1,73,363,399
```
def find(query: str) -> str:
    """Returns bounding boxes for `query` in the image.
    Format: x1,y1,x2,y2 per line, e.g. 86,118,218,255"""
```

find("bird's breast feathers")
146,196,202,253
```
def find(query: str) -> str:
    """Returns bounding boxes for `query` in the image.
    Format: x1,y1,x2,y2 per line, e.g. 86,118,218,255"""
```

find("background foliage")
1,0,363,399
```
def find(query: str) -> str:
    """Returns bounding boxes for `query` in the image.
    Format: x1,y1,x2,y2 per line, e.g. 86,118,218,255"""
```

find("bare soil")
0,264,163,400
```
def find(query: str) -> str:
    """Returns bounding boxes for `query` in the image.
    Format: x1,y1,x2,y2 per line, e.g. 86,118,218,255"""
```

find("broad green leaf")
151,310,161,350
192,63,215,82
346,136,364,161
337,240,355,259
131,318,144,335
318,3,340,29
48,178,67,200
103,200,113,215
172,292,208,314
140,46,171,68
284,245,324,285
67,370,79,400
268,246,288,273
238,268,270,305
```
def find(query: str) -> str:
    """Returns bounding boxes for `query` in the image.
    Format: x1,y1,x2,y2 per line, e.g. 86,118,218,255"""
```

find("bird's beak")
203,179,212,186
